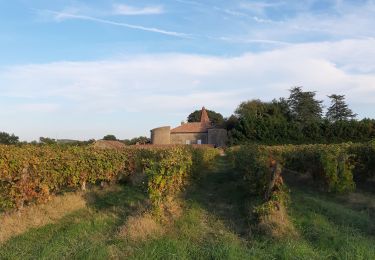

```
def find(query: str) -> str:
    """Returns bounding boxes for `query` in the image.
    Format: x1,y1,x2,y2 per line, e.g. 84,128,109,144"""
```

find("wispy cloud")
239,1,285,14
213,6,278,23
216,36,291,46
174,0,203,6
39,9,189,38
113,4,164,15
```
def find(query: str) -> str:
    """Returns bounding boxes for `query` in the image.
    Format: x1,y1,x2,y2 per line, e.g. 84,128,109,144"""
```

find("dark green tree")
224,115,238,131
326,94,357,122
288,86,323,124
228,99,294,145
122,136,150,145
103,135,117,141
187,109,224,125
0,132,19,144
39,137,56,144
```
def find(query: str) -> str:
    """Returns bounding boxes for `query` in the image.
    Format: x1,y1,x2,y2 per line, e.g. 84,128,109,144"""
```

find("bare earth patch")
0,192,86,244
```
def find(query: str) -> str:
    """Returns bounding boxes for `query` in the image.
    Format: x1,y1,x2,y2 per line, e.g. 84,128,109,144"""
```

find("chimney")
181,121,185,126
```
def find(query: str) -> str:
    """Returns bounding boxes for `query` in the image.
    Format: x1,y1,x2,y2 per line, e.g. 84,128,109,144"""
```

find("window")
185,140,191,145
197,139,202,145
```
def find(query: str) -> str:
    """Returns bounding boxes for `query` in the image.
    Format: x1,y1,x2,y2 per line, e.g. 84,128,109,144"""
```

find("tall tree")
229,99,294,144
187,109,224,125
0,132,19,144
326,94,357,122
288,86,323,124
103,135,117,141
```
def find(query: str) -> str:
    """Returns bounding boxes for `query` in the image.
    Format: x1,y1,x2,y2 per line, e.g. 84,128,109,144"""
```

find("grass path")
1,157,375,259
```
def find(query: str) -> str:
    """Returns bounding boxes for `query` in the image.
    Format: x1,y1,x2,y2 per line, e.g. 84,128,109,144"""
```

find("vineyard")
0,145,219,213
1,143,374,259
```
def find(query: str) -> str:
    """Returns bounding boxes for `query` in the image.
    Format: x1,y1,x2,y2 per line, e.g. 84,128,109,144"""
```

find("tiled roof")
171,122,211,133
170,107,212,133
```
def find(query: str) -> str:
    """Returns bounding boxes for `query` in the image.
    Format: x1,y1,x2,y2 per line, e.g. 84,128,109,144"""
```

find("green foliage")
288,86,323,124
229,99,296,145
229,142,375,194
141,147,192,209
349,140,375,181
0,132,19,145
0,145,133,211
140,146,219,211
102,135,117,141
39,137,57,144
1,155,375,259
0,144,219,213
122,136,150,145
232,145,272,195
326,94,357,121
190,146,220,177
228,87,373,145
187,109,224,125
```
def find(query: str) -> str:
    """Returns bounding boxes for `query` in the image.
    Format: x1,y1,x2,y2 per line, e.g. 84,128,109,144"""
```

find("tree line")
1,86,374,146
0,133,150,146
188,86,374,145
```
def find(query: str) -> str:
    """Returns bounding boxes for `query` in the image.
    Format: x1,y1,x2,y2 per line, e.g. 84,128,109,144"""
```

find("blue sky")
1,0,375,141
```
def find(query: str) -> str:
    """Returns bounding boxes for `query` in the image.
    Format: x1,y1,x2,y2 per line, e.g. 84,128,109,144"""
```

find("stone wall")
170,133,208,145
208,129,228,147
151,126,171,145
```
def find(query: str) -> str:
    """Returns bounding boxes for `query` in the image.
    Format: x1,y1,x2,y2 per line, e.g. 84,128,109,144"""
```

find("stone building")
151,107,228,147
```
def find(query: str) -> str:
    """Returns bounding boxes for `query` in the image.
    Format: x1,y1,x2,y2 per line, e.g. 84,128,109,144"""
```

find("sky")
0,0,375,141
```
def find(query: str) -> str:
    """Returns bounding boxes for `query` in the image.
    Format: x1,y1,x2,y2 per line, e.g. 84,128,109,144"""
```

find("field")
1,147,374,259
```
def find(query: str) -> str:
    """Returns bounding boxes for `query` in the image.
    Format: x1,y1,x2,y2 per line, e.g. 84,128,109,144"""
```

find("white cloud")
113,4,164,15
1,39,375,140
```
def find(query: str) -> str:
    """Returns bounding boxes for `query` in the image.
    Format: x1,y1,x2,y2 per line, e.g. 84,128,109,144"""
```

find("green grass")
1,157,374,259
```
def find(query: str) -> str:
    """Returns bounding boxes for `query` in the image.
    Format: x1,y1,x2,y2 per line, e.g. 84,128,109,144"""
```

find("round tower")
150,126,171,145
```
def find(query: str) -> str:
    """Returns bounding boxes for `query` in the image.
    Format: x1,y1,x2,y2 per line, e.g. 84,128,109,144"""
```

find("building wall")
151,126,171,145
170,133,208,145
208,129,228,147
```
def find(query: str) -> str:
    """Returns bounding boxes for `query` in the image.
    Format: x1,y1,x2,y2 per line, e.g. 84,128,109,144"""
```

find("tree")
187,109,224,125
224,115,238,131
0,132,19,144
288,86,323,124
229,99,294,144
122,136,150,145
39,137,56,144
326,94,357,122
103,135,117,141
